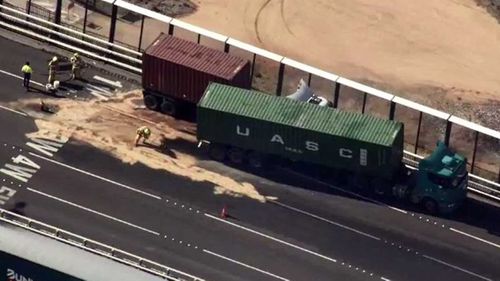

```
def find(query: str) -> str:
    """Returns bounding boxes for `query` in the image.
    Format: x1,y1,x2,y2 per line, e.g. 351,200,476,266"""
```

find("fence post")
137,15,145,51
249,53,256,87
224,41,230,53
82,0,89,34
444,119,452,147
361,92,367,114
414,112,423,154
389,99,396,120
108,2,118,44
168,24,174,35
333,82,341,108
275,61,285,96
470,131,479,173
54,0,62,25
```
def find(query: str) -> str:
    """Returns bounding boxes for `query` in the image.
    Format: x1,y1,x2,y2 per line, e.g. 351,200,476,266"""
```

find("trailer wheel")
422,198,438,215
248,151,263,168
160,99,177,116
228,147,244,164
209,144,226,161
144,94,159,110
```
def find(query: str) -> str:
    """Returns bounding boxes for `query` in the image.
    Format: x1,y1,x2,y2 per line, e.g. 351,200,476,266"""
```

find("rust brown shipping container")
142,33,251,116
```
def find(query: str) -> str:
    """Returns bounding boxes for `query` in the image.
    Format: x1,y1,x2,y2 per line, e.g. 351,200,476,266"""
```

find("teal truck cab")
394,141,469,214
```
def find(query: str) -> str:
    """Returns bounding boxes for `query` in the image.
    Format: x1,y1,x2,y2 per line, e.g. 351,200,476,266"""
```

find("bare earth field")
181,0,500,131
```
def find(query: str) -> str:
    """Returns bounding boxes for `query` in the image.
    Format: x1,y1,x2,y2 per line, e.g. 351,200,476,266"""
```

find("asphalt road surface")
0,32,499,281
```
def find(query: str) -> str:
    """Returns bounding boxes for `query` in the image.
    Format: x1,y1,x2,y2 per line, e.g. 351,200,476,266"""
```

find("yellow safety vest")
21,65,32,74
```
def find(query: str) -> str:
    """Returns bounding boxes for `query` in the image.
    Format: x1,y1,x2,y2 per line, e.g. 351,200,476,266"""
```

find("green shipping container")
197,83,405,179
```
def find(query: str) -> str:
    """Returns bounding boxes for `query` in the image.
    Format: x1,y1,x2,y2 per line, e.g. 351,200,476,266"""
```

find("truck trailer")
142,33,251,116
197,83,469,214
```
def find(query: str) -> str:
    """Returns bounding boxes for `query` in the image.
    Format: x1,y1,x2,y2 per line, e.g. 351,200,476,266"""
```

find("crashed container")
142,33,251,116
197,83,405,179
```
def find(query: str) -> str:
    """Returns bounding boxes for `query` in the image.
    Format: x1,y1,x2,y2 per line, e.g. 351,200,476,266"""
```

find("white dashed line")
203,249,291,281
449,228,500,249
422,255,492,281
205,213,337,263
27,187,160,236
381,277,391,281
0,69,44,87
270,200,381,240
29,152,162,200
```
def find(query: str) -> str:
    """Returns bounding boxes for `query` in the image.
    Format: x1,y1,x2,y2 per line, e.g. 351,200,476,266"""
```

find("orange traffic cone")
220,205,228,219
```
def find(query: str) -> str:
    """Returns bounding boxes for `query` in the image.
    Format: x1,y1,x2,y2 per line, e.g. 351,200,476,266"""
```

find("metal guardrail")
0,208,205,281
403,151,500,203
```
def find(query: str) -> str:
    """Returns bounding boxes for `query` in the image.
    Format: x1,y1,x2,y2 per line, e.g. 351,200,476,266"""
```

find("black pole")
444,120,452,147
168,24,174,35
137,15,145,51
224,42,230,53
276,62,285,96
414,112,423,154
497,167,500,184
82,0,89,34
333,82,341,108
361,92,367,114
389,101,396,120
307,73,312,86
54,0,62,25
250,53,256,87
108,4,118,44
470,131,479,173
197,34,201,44
27,0,32,14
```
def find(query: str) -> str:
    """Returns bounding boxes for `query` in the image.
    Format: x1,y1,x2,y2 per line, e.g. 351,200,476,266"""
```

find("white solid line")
28,152,162,200
449,227,500,249
381,277,391,281
86,84,113,96
204,213,337,263
278,167,408,214
422,255,492,281
27,187,160,236
0,104,28,116
203,249,290,281
0,69,44,87
270,200,381,240
93,75,123,88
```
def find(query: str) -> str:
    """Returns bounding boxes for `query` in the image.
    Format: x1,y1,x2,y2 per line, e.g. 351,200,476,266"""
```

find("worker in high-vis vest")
21,62,33,89
48,56,58,84
134,126,152,146
70,53,82,80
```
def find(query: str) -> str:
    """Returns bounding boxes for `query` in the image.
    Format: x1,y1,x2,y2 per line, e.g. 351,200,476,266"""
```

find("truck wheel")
144,94,159,110
209,144,226,162
422,198,439,215
228,147,244,164
247,151,263,168
160,99,177,116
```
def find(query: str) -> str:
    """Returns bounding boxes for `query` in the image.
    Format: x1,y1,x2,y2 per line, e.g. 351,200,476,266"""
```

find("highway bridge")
0,2,499,281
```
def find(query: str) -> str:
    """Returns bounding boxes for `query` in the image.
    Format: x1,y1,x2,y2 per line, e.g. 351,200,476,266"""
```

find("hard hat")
74,53,79,57
52,56,58,62
144,128,151,134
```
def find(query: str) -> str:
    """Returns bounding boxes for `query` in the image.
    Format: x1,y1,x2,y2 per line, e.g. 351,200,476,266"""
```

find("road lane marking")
203,249,290,281
422,255,492,281
449,227,500,249
27,187,160,236
0,69,44,87
0,104,28,116
270,200,381,241
93,75,123,88
278,167,408,214
28,152,162,200
380,278,391,281
205,213,337,263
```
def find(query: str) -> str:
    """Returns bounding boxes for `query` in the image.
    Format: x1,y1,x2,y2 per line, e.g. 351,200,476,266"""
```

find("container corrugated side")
142,33,251,104
198,83,404,178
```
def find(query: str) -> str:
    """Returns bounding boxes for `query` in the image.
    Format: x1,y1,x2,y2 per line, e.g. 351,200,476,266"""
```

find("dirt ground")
10,94,269,202
181,0,500,131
